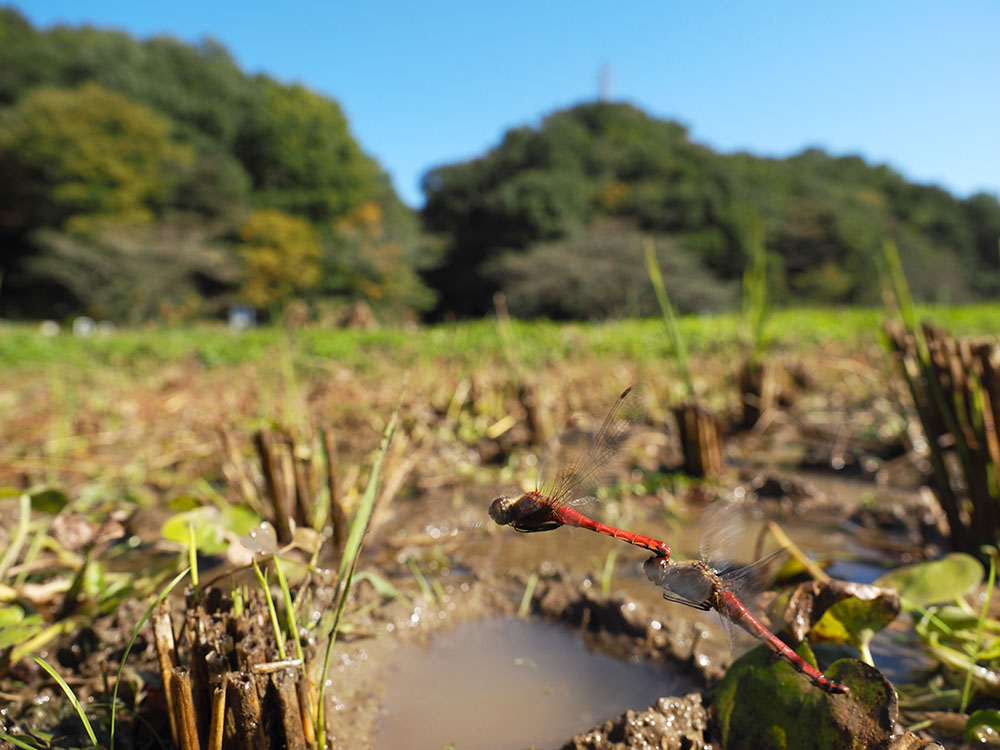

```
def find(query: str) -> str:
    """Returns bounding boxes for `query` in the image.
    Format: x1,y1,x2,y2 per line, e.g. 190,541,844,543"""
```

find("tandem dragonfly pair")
488,384,850,696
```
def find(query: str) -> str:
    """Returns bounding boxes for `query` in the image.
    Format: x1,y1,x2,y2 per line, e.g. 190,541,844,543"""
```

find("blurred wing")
717,548,786,601
650,562,715,609
697,500,749,572
544,384,650,508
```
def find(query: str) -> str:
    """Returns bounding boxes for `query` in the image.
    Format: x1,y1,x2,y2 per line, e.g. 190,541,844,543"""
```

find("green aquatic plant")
875,552,1000,716
713,644,899,750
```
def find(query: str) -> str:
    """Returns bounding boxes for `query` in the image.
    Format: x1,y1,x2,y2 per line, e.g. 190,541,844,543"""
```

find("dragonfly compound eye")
643,555,672,584
488,497,515,525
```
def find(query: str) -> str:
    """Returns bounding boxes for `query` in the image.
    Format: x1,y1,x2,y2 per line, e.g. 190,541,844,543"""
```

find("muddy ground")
0,341,965,748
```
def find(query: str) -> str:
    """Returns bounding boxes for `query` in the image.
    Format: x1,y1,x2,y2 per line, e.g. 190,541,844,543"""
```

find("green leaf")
30,488,68,514
811,588,899,648
161,506,225,554
925,604,984,632
354,570,401,600
965,709,1000,743
218,503,261,537
875,553,983,610
166,494,202,512
0,604,25,626
0,614,45,649
713,644,895,750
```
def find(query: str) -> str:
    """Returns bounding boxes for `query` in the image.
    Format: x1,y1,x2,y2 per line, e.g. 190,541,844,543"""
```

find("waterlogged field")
1,303,999,749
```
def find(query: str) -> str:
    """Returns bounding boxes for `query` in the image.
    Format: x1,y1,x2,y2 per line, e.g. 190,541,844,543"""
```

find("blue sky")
12,1,1000,207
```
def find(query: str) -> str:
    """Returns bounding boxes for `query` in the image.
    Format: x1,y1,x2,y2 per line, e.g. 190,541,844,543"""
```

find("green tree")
321,185,436,318
238,209,322,308
421,101,1000,317
235,79,380,223
0,82,191,232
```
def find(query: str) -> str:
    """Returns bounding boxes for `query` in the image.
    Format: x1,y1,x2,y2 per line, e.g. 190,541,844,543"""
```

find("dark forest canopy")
0,7,997,323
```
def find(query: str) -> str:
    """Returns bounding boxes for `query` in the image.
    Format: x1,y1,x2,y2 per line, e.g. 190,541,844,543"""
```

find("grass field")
2,303,997,370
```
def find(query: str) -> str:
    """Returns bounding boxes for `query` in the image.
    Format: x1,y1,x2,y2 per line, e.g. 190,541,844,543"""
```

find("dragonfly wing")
545,384,650,508
645,561,715,609
720,548,786,601
697,500,748,572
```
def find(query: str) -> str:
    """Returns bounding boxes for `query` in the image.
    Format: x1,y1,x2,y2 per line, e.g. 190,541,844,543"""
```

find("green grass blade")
187,519,199,590
0,732,40,750
600,548,619,597
882,239,917,332
272,554,303,661
644,238,693,399
0,493,31,580
518,572,539,619
741,218,769,361
961,551,997,712
334,378,406,591
30,654,99,748
252,559,287,660
406,556,434,602
317,380,404,747
110,566,190,750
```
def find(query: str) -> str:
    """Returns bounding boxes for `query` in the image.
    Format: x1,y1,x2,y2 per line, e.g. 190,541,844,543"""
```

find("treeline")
1,8,997,324
423,104,1000,318
0,8,432,323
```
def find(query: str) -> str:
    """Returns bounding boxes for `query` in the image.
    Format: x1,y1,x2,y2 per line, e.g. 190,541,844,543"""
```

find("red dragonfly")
643,507,849,695
489,385,671,558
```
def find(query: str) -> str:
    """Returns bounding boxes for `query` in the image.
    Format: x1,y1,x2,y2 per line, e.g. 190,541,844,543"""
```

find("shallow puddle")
377,616,692,750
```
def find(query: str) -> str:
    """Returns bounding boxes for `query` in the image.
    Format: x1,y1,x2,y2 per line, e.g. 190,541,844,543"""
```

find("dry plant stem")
278,442,298,530
185,610,211,744
886,320,1000,552
738,359,777,430
518,381,550,445
152,604,180,747
228,672,266,750
171,667,201,750
447,378,471,422
208,681,227,750
322,426,347,553
220,426,262,513
321,427,347,552
923,326,995,545
976,344,1000,489
290,437,314,528
674,401,723,478
764,521,830,583
296,677,318,749
272,669,308,750
885,321,970,550
256,428,293,544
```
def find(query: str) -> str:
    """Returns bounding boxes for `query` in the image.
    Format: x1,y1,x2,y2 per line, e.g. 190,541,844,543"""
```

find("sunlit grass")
2,303,998,373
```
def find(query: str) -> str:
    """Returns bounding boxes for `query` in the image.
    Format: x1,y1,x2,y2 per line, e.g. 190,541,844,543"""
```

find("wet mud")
0,347,969,749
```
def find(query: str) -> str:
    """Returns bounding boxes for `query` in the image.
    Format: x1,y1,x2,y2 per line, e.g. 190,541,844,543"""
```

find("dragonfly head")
488,496,516,525
643,555,673,585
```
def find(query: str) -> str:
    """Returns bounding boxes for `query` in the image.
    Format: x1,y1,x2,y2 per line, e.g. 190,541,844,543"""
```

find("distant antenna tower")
599,62,612,101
